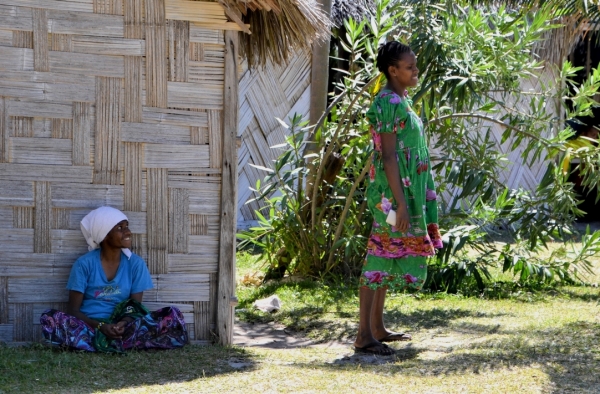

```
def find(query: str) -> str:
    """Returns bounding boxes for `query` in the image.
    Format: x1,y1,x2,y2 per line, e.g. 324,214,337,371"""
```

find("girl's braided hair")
376,41,412,78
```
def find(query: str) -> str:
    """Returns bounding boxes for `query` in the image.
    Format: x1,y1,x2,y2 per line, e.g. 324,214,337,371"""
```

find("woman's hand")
395,204,410,233
99,323,125,339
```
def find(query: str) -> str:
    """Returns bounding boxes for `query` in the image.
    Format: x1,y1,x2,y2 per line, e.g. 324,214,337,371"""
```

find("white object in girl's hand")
386,209,396,226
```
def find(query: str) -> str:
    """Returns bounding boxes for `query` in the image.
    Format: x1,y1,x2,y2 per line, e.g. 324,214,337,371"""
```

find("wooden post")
216,30,239,345
305,0,332,203
309,0,332,127
0,277,7,324
0,97,6,163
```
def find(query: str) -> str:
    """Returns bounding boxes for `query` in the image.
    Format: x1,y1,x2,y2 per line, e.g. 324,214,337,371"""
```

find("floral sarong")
40,304,188,352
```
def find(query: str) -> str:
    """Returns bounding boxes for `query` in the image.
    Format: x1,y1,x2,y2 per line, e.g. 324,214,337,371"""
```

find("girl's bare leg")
354,286,393,354
371,286,412,341
370,287,389,338
354,286,377,347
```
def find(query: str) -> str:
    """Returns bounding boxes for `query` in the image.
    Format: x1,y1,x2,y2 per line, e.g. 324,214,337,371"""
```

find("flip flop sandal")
379,332,412,342
354,341,395,356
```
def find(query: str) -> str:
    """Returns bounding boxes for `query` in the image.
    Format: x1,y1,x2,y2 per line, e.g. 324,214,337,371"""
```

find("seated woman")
40,206,188,352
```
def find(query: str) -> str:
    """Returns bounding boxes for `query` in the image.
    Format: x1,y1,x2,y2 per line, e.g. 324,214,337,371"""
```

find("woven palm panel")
431,69,559,207
237,50,311,222
0,0,236,343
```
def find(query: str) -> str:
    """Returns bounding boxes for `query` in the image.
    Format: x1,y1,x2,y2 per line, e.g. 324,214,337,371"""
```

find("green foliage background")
239,0,600,291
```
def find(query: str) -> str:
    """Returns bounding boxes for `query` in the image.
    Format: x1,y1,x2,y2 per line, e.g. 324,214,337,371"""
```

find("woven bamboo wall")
0,0,242,344
502,71,560,190
236,50,312,223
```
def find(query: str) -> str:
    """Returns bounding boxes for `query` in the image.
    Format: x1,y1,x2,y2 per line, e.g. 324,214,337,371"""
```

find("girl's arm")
380,133,410,232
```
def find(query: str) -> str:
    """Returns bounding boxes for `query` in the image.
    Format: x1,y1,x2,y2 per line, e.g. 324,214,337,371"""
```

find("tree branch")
427,113,550,144
325,156,371,273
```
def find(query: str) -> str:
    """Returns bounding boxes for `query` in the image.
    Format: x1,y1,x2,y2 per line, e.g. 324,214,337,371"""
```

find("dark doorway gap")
567,31,600,223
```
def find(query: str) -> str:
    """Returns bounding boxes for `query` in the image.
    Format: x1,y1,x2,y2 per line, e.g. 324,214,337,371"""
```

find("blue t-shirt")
66,249,154,319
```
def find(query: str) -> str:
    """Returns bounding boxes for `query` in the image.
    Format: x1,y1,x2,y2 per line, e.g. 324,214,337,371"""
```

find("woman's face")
102,220,132,249
387,51,419,88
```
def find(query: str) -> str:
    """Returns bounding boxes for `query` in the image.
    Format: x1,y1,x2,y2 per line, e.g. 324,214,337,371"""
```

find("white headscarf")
80,206,132,259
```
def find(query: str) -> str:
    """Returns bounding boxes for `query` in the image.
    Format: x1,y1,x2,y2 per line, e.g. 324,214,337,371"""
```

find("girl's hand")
395,205,410,233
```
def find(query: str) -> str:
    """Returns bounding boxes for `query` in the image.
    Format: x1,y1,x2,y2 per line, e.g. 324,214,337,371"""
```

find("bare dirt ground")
233,319,489,366
234,320,348,350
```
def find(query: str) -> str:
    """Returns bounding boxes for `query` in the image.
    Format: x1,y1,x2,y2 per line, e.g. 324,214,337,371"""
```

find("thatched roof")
216,0,332,66
468,0,600,65
533,17,586,66
330,0,374,27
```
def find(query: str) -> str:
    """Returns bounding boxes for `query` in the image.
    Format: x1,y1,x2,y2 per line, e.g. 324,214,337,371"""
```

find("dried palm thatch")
533,16,587,66
330,0,374,27
215,0,331,66
529,0,600,65
331,0,375,27
468,0,600,65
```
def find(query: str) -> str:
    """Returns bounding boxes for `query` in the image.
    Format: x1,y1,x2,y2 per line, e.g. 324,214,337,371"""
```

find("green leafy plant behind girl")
354,41,443,356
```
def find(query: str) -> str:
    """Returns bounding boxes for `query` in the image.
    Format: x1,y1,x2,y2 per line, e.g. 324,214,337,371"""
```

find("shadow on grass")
236,277,600,391
330,345,423,366
234,278,600,391
0,343,258,393
293,321,600,392
238,303,510,345
558,288,600,302
237,279,511,342
387,307,509,330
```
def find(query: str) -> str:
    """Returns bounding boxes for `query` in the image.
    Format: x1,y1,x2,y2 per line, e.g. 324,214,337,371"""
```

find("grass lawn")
1,247,599,393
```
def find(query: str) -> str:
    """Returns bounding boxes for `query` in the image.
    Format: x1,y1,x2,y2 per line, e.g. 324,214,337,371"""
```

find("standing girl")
354,41,443,355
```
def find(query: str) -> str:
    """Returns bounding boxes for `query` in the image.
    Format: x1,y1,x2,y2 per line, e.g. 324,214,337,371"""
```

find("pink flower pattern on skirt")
403,273,418,284
364,271,389,284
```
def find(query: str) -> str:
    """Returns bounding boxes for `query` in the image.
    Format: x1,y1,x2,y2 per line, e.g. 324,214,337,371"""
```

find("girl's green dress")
361,89,443,291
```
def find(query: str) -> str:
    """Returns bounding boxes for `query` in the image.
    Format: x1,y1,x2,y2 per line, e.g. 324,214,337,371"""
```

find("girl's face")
583,127,599,140
387,51,419,88
102,220,132,249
